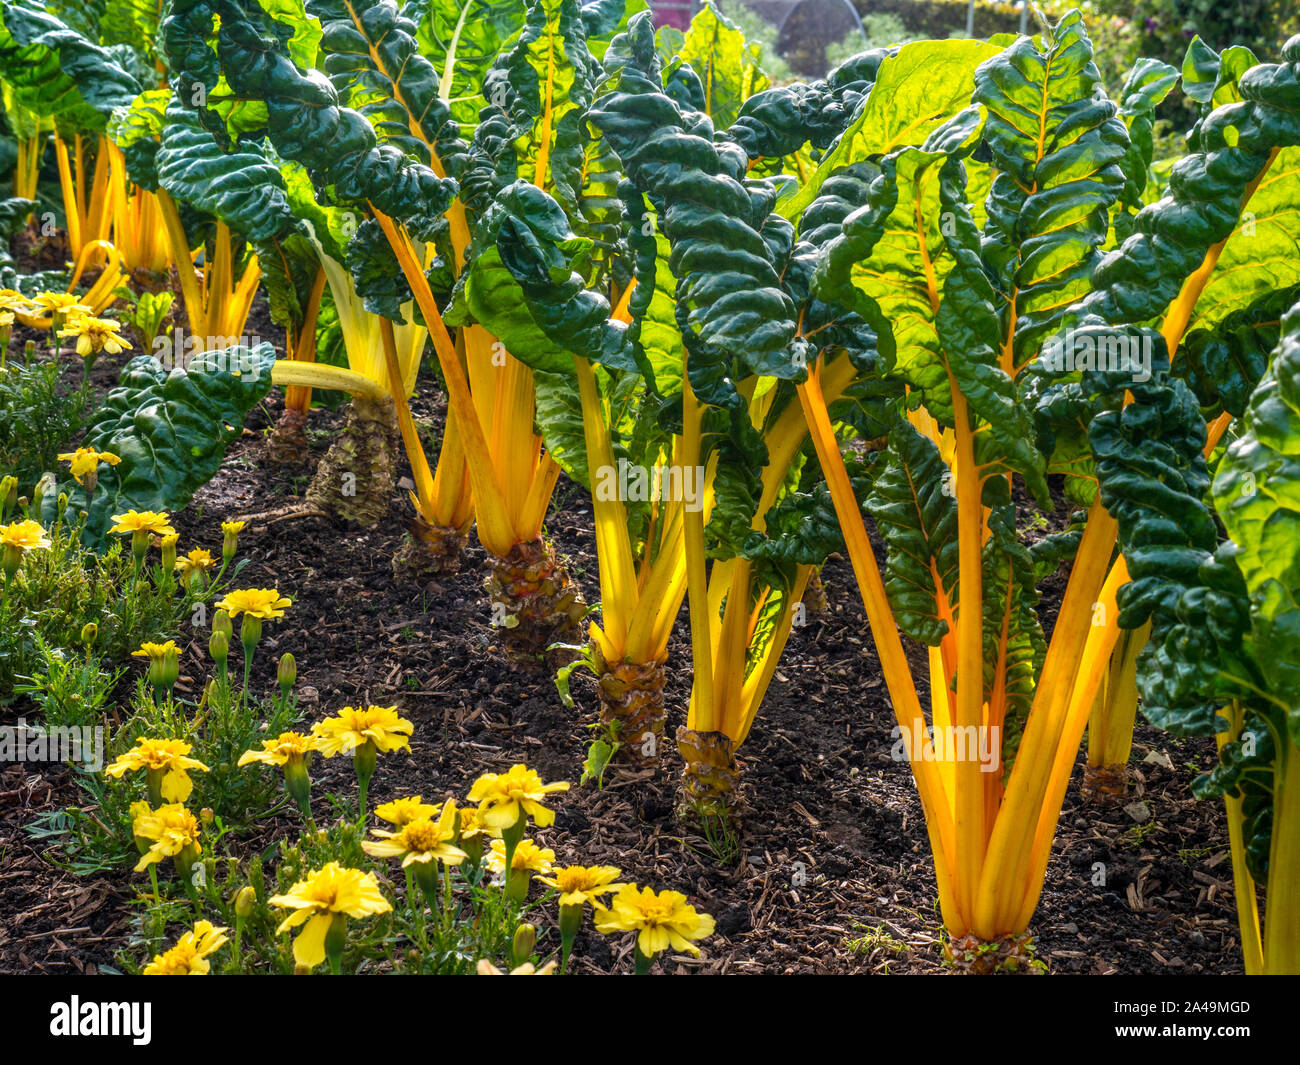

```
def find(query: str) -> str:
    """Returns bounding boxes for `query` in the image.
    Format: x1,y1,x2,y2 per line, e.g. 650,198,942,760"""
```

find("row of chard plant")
2,0,1298,972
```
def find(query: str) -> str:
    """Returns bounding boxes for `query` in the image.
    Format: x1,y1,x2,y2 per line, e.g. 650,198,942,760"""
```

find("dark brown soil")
0,285,1244,976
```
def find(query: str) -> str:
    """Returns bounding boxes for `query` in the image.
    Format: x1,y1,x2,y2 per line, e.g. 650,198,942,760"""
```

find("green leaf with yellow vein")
975,8,1129,373
312,0,463,176
1213,297,1300,736
815,141,958,423
778,36,1007,223
673,0,767,131
1185,146,1300,337
411,0,524,130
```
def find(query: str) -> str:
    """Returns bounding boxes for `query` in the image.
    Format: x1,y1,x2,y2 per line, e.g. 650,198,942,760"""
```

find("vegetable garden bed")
0,0,1297,983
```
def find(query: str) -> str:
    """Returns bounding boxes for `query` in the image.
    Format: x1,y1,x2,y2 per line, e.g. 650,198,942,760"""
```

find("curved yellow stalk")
270,360,389,402
576,355,636,647
972,502,1117,936
379,317,438,515
948,385,987,923
1216,701,1264,975
734,565,813,747
156,188,206,341
371,207,515,556
1010,557,1127,932
681,360,716,733
284,265,328,413
796,363,958,917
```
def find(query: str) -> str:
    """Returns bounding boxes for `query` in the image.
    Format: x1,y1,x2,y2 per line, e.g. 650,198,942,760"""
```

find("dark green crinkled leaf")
0,2,142,132
864,421,958,646
975,9,1129,375
161,0,457,244
64,346,278,547
1087,37,1300,329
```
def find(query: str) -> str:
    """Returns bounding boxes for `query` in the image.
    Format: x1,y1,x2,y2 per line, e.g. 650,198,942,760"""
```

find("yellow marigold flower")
0,519,52,554
363,805,467,868
58,313,132,357
109,510,176,537
142,920,229,975
475,959,559,975
455,803,489,840
132,640,180,661
215,587,292,620
374,795,441,827
488,838,555,878
0,289,34,313
537,864,623,910
268,863,391,969
106,737,209,803
468,764,569,831
131,803,202,873
312,705,413,757
32,292,87,315
57,447,121,486
237,730,320,768
594,884,716,958
0,309,13,328
221,520,246,536
175,547,215,578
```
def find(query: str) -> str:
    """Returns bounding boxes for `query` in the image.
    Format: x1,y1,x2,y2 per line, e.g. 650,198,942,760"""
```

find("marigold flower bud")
234,885,256,918
277,652,297,695
511,923,537,967
209,629,229,663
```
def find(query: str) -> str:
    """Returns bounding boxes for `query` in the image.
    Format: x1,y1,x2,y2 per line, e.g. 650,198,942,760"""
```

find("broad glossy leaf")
1214,299,1300,738
161,0,457,243
0,2,142,132
975,9,1129,374
778,37,1005,223
65,346,278,547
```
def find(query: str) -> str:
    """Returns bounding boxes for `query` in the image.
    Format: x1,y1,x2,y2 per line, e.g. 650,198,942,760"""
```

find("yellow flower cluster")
0,519,51,555
269,862,391,970
57,447,120,486
106,737,209,803
142,921,229,975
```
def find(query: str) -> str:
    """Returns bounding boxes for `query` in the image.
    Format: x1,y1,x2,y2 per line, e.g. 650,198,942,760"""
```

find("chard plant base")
305,395,401,527
944,932,1044,974
593,650,667,767
1081,763,1132,806
676,727,741,823
264,407,312,467
800,568,829,616
392,513,469,580
486,537,586,666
